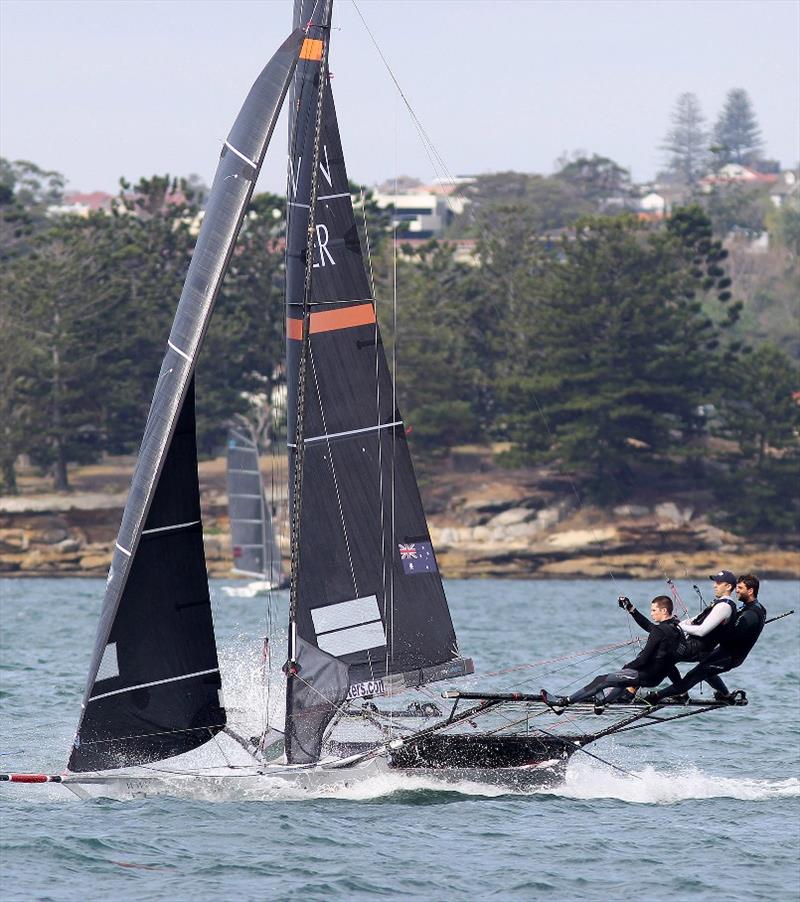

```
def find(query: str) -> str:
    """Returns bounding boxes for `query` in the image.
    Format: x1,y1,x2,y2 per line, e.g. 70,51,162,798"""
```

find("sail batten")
68,29,304,773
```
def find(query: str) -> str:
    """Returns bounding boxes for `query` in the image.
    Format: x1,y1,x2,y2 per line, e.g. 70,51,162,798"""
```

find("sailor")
622,571,734,669
541,595,682,714
645,573,767,704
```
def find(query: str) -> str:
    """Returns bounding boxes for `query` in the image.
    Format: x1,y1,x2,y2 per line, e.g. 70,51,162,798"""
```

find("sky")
1,0,798,196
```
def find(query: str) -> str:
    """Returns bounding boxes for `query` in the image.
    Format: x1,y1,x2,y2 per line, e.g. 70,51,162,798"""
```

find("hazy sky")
1,0,798,196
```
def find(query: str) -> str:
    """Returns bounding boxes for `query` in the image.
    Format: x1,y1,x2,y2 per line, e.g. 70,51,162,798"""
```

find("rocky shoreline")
1,461,796,581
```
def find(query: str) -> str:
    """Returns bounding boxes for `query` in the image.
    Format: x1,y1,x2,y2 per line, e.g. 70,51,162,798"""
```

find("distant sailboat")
222,423,285,597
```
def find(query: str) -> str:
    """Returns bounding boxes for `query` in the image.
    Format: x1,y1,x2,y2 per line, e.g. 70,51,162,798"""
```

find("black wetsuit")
653,600,767,701
567,617,682,704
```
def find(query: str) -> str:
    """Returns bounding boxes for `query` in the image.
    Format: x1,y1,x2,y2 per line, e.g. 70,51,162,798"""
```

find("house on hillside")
47,191,115,217
373,177,473,238
768,170,799,209
699,164,779,191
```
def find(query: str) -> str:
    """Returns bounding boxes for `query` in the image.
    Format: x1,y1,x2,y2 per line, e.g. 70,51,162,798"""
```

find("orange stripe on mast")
287,303,376,340
299,38,323,61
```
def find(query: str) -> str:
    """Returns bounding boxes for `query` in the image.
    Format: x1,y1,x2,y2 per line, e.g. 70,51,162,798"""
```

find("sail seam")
167,339,191,362
141,519,201,536
88,668,220,703
223,140,257,169
317,192,350,201
114,542,131,557
287,420,403,447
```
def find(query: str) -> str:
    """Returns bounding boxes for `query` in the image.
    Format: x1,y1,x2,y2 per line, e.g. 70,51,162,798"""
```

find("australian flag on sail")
398,541,438,575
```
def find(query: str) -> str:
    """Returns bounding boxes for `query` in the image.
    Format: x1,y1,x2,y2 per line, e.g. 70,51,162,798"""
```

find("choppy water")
1,577,799,901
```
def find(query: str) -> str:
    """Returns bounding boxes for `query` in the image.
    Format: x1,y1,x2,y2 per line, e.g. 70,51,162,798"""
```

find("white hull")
60,756,568,801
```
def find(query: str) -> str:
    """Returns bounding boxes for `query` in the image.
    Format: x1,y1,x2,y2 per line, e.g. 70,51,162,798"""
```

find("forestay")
283,0,471,765
68,29,304,773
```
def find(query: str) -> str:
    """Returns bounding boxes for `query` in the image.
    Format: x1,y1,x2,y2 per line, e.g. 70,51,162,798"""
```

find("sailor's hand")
618,596,634,612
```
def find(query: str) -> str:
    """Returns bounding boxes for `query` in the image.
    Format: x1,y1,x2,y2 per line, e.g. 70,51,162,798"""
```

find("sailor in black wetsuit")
647,573,767,703
541,595,682,713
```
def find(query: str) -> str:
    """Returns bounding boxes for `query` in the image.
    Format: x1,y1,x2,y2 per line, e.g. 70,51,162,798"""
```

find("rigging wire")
349,0,469,220
361,185,394,711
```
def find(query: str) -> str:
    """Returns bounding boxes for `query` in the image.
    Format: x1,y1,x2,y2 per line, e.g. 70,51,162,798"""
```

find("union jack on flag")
398,541,437,575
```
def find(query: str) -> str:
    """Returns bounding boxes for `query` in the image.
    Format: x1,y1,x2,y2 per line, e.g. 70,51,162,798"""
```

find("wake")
542,756,799,804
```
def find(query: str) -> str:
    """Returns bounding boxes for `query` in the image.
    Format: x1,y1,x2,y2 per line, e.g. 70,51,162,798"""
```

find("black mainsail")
283,0,471,764
68,30,304,773
226,424,283,585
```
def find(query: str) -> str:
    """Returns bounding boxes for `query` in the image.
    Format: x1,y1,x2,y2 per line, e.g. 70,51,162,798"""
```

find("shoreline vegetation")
2,146,798,560
1,454,796,580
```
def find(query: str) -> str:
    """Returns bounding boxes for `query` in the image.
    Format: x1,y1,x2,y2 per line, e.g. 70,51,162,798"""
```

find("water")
1,577,799,901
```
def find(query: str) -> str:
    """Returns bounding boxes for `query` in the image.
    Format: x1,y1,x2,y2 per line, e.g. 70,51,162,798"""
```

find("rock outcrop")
1,461,796,580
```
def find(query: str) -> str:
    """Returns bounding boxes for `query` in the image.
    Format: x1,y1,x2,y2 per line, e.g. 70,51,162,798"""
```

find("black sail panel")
69,382,224,771
69,29,304,773
284,1,470,764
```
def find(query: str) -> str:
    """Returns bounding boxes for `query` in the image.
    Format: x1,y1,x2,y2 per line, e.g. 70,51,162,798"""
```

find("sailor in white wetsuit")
659,568,739,697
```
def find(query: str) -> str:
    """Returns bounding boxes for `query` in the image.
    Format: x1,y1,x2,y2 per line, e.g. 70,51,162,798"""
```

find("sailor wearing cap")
678,570,739,645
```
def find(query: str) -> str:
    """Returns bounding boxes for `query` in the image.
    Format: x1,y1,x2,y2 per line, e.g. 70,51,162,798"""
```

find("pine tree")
712,88,763,166
661,92,709,185
502,215,720,493
712,344,800,535
554,154,632,209
3,217,117,489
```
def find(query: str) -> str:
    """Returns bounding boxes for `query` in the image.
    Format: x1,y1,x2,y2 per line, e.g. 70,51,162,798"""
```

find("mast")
282,0,472,765
287,0,333,670
68,28,304,773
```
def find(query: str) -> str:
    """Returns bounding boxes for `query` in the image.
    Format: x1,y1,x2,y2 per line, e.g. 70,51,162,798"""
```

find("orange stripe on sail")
310,304,376,334
287,304,376,340
299,38,323,61
287,317,304,340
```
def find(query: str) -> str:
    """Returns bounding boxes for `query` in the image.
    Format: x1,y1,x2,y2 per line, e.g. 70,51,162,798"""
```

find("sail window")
311,596,386,657
96,642,119,681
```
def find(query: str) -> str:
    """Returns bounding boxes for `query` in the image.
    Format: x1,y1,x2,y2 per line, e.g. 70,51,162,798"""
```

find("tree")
0,158,65,261
500,215,721,494
386,242,484,454
450,172,590,239
712,88,763,166
712,344,800,535
554,154,632,209
2,217,117,489
767,202,800,257
705,183,769,237
661,92,709,186
667,204,743,332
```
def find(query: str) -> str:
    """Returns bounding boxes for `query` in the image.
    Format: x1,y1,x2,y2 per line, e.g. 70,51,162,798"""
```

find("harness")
676,598,737,660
